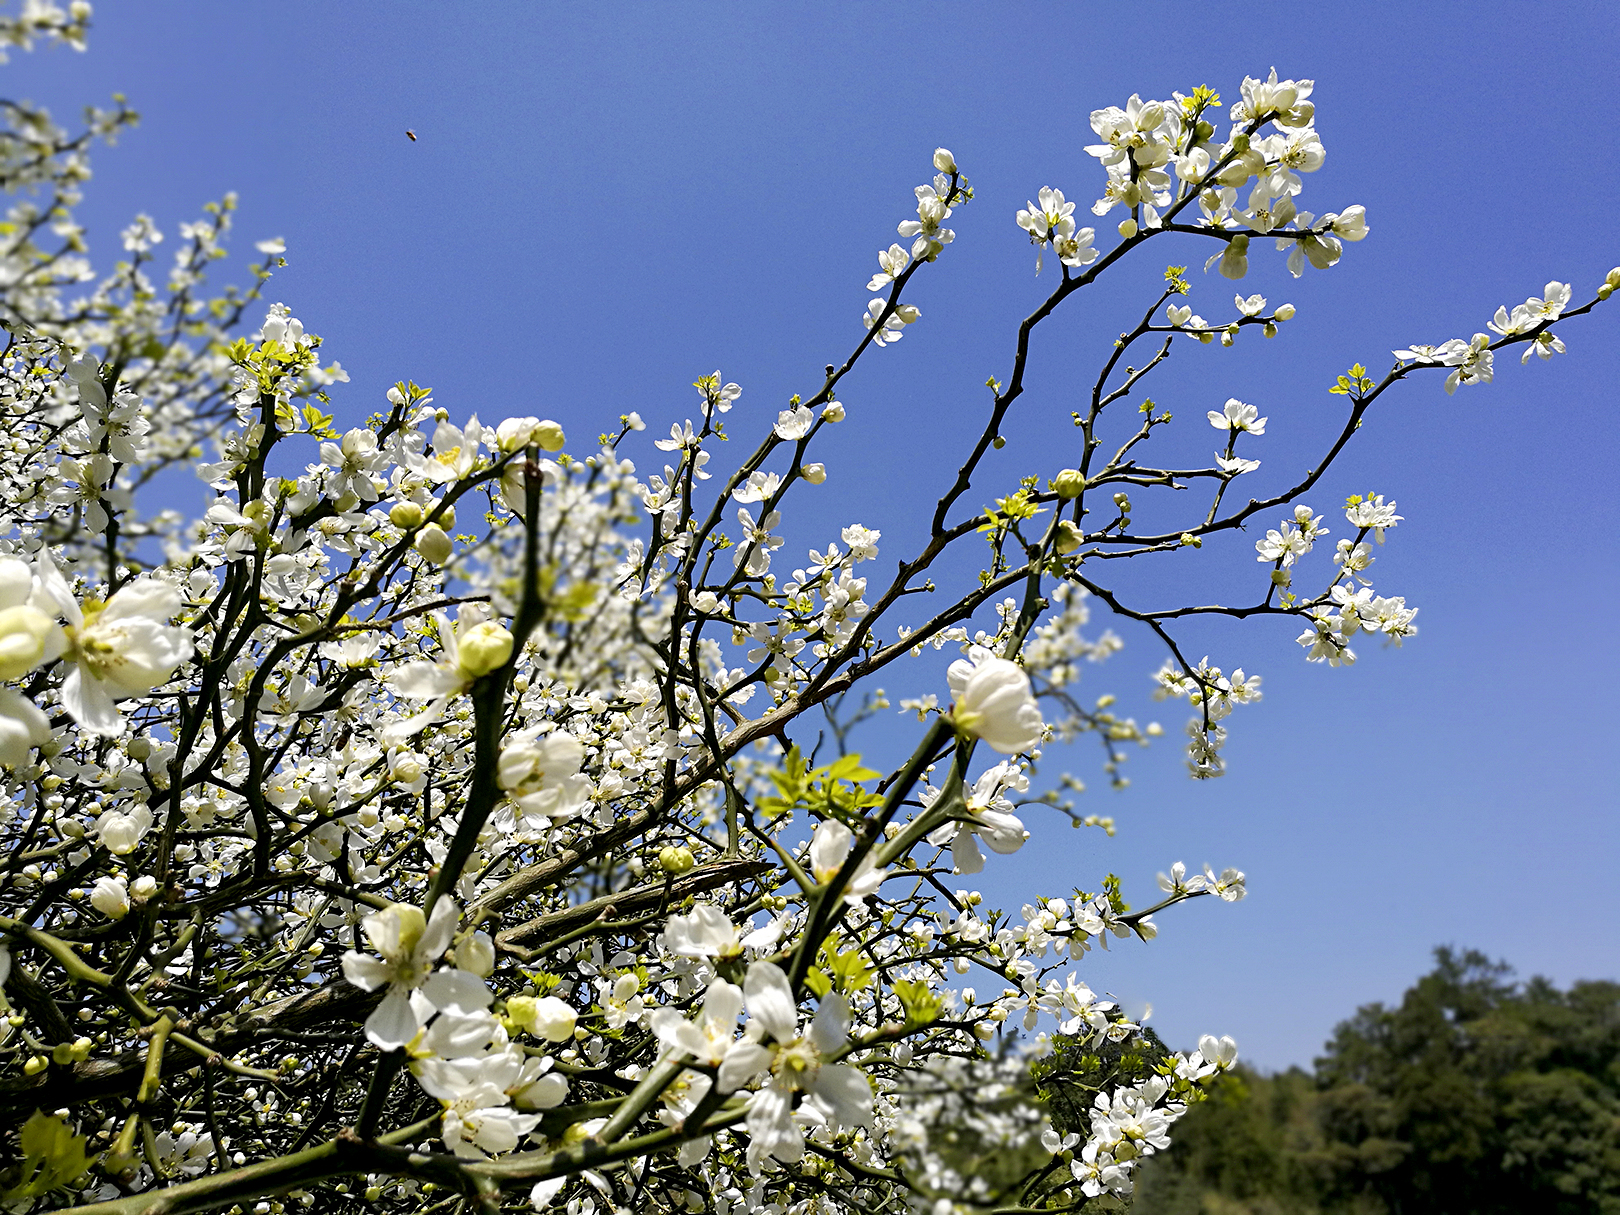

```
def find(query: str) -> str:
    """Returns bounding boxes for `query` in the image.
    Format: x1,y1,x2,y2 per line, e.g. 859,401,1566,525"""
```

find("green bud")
414,524,452,565
658,845,696,875
1051,468,1086,499
456,622,514,678
389,501,423,529
534,420,566,452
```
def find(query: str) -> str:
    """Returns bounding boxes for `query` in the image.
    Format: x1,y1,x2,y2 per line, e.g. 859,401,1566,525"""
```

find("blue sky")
14,2,1617,1069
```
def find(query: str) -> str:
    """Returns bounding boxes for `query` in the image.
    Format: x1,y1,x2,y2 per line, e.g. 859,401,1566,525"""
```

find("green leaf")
2,1111,96,1200
893,978,942,1029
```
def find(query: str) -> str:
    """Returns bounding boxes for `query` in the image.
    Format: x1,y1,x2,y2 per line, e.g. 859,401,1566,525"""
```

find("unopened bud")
533,420,566,452
1118,218,1138,239
0,605,54,680
1051,468,1086,499
457,931,496,978
1054,520,1082,554
800,463,826,485
1273,303,1296,321
457,622,514,678
658,845,696,875
933,147,957,174
389,501,424,529
414,524,453,565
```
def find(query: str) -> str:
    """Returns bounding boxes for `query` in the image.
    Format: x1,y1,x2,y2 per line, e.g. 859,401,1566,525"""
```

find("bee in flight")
406,130,417,141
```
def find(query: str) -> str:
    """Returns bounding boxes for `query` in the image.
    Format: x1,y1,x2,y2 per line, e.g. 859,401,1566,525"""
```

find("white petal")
952,828,985,874
743,962,799,1042
387,661,464,699
716,1042,773,1094
341,951,391,992
810,992,850,1055
809,1064,874,1128
61,668,124,736
364,989,420,1050
422,968,493,1016
419,897,460,961
702,979,744,1029
99,577,182,626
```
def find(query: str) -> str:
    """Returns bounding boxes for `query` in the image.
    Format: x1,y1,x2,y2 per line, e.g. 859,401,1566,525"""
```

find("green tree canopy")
1135,948,1620,1214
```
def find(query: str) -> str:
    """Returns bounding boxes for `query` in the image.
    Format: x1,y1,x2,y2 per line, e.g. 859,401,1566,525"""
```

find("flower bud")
1218,234,1250,280
389,501,424,529
533,420,566,452
1051,469,1086,499
495,416,538,452
131,875,158,899
98,806,152,856
90,876,129,920
658,845,696,875
821,401,845,423
505,995,538,1032
1118,219,1138,239
414,524,453,565
0,605,54,680
933,147,957,174
0,555,31,603
1329,205,1368,241
800,463,826,485
528,995,578,1042
1274,303,1296,321
1607,267,1620,288
457,931,496,978
126,736,152,761
457,621,514,678
1054,520,1082,554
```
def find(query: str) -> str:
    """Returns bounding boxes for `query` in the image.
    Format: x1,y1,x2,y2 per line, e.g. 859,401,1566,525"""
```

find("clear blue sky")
15,2,1617,1069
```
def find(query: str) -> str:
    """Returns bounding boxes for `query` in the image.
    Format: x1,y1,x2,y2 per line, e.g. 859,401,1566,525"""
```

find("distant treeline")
1134,948,1620,1214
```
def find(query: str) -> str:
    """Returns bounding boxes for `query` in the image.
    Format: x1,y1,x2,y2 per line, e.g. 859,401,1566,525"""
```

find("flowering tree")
0,8,1612,1214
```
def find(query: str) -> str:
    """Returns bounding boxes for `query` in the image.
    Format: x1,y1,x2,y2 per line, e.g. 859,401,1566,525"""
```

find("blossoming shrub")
0,9,1612,1214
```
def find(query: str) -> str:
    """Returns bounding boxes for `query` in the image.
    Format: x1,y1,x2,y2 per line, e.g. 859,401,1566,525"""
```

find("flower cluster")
0,31,1610,1215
